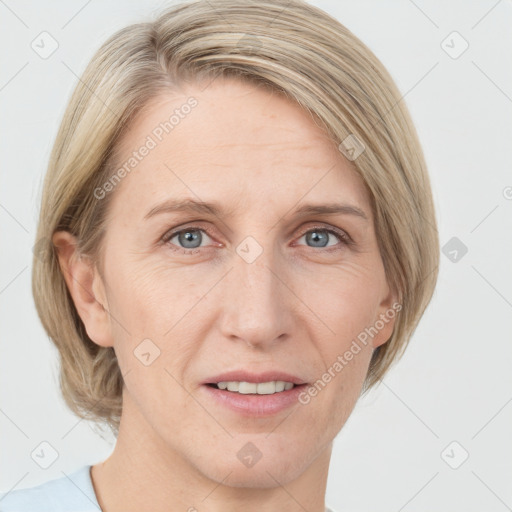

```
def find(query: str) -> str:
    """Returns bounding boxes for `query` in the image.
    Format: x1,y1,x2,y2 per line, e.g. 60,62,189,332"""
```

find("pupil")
179,230,201,248
176,230,329,249
307,230,328,247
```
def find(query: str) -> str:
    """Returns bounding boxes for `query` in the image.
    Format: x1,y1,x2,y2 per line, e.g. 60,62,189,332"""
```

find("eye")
295,226,351,250
161,224,352,254
162,226,214,252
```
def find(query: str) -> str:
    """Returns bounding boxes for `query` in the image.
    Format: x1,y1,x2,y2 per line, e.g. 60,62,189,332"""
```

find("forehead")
107,78,370,219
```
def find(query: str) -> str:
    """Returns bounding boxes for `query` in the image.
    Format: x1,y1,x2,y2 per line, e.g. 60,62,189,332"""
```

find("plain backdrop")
1,1,511,511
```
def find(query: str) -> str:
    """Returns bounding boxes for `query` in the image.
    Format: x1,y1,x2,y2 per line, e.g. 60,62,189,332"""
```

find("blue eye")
162,224,351,254
164,227,212,251
296,228,347,248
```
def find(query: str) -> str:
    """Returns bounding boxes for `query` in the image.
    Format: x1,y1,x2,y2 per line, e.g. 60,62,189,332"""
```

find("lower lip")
201,384,308,417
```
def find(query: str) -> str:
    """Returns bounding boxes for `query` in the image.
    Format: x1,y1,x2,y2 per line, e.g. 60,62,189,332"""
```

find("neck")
91,392,332,512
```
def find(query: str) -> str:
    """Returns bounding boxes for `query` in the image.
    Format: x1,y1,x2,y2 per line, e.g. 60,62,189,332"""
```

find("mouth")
205,380,300,395
201,380,309,417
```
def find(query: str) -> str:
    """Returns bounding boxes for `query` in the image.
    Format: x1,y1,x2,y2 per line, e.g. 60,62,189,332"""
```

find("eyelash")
161,223,353,254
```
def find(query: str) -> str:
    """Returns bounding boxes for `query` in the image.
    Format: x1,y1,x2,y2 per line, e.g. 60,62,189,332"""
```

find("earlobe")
52,231,114,348
372,285,401,349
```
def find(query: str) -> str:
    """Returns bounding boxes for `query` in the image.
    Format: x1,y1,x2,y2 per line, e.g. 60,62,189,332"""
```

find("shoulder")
0,465,100,512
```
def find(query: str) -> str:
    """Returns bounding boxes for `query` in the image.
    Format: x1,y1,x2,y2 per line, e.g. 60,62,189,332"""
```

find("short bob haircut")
32,0,439,436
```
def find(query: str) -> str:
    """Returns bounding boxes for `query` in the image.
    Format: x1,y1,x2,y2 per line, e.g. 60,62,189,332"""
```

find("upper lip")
203,370,308,385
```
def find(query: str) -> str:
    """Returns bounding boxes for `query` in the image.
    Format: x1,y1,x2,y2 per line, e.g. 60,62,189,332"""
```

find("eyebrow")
144,198,368,221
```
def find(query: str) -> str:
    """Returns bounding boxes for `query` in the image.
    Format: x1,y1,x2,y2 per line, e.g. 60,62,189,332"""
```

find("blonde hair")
32,0,439,435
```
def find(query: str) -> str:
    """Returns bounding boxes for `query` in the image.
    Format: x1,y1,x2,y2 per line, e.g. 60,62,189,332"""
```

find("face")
60,77,397,488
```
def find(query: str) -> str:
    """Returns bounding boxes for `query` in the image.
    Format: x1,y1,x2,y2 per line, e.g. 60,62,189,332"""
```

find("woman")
1,0,438,510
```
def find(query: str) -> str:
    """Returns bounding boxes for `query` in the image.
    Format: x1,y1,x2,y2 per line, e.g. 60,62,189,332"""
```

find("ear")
371,282,401,349
52,230,114,348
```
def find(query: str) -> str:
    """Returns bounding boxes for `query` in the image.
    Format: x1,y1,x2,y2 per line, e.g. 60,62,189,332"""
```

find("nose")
218,241,295,349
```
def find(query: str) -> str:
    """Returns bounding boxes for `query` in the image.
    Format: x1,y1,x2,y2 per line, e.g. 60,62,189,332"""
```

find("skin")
53,77,397,512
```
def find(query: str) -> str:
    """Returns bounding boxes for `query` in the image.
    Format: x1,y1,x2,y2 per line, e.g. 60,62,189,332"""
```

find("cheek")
104,258,211,373
106,256,200,328
300,262,383,409
305,261,384,344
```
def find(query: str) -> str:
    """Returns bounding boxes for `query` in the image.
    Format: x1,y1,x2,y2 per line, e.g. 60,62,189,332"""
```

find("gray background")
1,1,511,510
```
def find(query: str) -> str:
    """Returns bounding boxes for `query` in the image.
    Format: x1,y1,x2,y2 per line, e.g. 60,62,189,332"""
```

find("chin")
204,462,304,489
194,438,317,489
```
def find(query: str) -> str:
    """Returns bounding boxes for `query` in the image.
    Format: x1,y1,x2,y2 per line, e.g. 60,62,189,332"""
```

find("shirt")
0,465,338,511
0,465,99,511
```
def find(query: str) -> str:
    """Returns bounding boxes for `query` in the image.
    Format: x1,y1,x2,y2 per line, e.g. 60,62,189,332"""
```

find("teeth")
215,381,296,394
275,381,285,392
239,382,257,394
226,382,239,392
